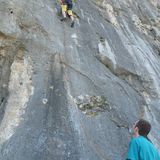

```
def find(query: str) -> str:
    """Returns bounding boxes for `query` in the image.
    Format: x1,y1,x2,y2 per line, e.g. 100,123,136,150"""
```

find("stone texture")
0,0,160,159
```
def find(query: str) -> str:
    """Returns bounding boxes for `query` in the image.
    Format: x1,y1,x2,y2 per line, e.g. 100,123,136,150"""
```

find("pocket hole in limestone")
8,8,13,14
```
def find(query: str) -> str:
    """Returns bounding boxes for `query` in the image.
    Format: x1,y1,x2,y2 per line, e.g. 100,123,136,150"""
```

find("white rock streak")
0,56,34,144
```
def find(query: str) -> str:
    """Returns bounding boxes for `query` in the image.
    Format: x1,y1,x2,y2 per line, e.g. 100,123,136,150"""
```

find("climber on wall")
126,119,160,160
59,0,75,28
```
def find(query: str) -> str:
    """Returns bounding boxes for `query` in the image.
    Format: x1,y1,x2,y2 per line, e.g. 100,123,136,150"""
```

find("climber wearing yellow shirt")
60,0,75,28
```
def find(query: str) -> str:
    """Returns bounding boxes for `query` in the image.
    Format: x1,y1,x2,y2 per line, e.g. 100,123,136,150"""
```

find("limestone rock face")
0,0,160,159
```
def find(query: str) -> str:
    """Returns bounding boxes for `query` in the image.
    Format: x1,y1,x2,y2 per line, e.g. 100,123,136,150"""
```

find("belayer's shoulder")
130,136,141,143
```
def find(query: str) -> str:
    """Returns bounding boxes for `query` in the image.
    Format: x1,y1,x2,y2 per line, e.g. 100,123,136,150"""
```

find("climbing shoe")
71,21,75,28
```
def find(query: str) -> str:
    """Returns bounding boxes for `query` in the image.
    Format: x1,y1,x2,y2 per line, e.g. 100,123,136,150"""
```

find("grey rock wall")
0,0,160,159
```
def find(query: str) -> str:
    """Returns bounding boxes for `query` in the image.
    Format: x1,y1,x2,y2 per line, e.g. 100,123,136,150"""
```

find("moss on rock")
75,95,110,116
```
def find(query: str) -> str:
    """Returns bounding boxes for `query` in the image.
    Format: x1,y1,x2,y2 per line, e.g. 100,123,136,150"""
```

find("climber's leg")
61,4,67,21
66,3,75,28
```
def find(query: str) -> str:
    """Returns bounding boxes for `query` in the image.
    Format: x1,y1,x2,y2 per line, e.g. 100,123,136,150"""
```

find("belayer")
59,0,75,28
126,119,160,160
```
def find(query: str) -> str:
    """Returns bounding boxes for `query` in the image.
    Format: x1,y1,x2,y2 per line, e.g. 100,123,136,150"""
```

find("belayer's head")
133,119,151,138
